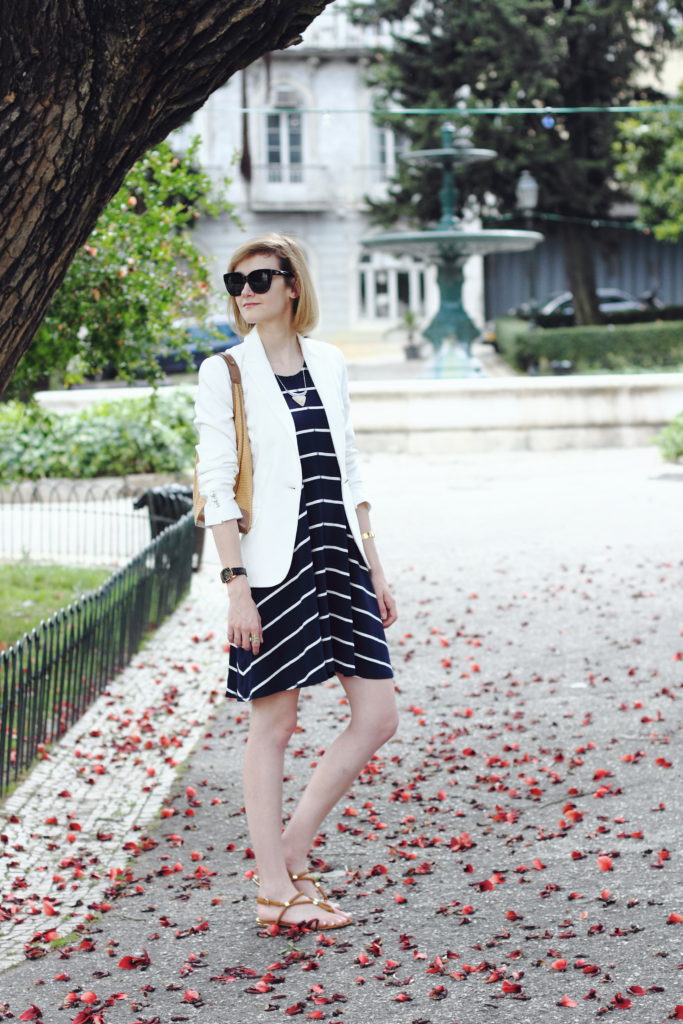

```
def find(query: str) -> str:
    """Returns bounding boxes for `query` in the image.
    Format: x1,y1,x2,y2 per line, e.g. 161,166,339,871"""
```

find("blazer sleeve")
339,352,371,510
193,355,243,527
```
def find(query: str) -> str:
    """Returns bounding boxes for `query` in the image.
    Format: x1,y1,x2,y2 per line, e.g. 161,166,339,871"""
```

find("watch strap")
220,566,248,584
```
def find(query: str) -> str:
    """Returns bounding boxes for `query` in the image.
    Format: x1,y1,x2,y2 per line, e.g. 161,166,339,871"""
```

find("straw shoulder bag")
193,352,253,533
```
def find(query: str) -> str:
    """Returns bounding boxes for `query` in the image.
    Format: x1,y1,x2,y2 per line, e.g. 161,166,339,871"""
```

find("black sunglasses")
223,268,293,296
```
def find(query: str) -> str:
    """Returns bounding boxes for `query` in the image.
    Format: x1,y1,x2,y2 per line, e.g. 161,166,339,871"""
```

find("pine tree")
352,0,681,323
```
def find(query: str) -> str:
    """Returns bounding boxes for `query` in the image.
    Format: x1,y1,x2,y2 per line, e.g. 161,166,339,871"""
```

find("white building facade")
174,4,484,344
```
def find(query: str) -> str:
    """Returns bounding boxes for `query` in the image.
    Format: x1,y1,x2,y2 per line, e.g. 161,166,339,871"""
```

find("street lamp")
516,169,539,318
516,168,539,216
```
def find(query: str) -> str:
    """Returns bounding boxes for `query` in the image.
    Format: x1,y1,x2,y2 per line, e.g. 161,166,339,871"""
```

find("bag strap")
219,351,242,386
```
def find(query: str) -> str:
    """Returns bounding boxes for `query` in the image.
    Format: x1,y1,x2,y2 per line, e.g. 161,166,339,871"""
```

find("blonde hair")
227,233,319,337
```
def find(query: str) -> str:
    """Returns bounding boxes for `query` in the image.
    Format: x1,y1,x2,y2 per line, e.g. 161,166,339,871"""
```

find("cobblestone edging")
0,562,227,971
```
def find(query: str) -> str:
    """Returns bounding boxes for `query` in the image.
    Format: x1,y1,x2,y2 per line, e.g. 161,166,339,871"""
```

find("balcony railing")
249,164,333,211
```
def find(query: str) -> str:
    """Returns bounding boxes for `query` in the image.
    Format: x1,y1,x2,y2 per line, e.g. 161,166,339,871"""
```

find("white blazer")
194,327,370,587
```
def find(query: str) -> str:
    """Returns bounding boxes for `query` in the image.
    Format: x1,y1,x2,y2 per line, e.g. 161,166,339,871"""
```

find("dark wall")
484,226,683,318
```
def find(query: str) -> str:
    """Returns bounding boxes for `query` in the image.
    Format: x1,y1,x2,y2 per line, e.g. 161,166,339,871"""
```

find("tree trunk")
0,0,332,394
561,222,601,325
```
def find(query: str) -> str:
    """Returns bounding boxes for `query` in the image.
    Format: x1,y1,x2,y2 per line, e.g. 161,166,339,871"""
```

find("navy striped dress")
226,365,393,702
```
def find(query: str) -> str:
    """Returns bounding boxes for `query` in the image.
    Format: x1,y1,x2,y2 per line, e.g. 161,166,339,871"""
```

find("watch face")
220,567,245,583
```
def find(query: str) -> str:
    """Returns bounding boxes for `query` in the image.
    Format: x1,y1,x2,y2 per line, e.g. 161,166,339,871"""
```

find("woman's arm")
211,519,263,651
194,356,243,526
335,351,397,628
355,504,397,629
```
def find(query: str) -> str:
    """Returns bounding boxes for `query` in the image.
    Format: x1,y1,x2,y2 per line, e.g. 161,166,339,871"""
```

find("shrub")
495,317,683,373
492,317,528,367
0,390,196,481
656,411,683,462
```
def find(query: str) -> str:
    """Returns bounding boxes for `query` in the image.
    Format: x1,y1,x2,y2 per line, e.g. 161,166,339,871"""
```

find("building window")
358,253,428,322
373,125,392,182
267,87,304,183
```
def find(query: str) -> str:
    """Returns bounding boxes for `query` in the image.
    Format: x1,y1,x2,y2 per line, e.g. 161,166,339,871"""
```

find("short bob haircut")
227,233,319,337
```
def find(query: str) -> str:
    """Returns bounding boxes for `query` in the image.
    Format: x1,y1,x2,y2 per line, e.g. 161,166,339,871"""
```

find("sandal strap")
290,870,330,900
257,890,318,927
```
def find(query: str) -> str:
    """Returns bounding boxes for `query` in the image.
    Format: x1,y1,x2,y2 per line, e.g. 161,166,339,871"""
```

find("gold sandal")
251,870,340,909
256,890,351,930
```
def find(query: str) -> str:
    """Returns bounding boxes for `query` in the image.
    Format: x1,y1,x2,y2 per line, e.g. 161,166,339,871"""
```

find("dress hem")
226,662,393,703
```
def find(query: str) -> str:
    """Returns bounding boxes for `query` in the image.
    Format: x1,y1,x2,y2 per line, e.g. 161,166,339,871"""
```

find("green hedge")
0,390,196,482
656,411,683,462
495,316,683,373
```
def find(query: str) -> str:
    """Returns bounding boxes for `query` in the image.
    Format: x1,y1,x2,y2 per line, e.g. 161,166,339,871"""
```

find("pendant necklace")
275,364,309,407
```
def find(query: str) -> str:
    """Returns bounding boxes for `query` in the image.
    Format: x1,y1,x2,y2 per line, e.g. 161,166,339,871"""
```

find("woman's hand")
370,568,397,628
227,578,263,652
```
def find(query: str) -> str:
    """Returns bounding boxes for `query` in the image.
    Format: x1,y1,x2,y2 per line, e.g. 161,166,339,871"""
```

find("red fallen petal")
80,992,98,1004
532,858,546,870
558,994,577,1007
450,832,475,851
42,899,56,916
597,855,613,871
118,949,151,969
501,980,522,993
612,993,632,1009
668,912,683,923
570,850,585,860
628,986,646,996
183,989,201,1003
252,980,274,992
551,959,568,971
673,1007,683,1019
506,910,523,921
19,1007,43,1021
285,1002,306,1014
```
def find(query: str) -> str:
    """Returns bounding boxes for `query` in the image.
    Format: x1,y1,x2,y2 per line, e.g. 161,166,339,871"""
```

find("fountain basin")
403,146,497,167
363,228,544,260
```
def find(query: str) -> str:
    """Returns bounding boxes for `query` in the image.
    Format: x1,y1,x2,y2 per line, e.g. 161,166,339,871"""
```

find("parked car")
515,287,663,325
156,318,241,374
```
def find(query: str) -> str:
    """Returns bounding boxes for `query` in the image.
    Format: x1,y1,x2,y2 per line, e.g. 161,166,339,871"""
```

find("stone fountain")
363,123,544,376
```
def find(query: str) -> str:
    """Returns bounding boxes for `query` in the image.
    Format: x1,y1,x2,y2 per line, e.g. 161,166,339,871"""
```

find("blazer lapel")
242,327,296,441
300,336,345,459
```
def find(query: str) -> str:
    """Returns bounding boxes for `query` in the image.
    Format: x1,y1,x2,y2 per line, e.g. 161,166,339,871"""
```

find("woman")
194,234,398,931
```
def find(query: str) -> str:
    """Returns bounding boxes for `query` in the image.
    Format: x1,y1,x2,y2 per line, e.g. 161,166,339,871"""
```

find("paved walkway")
1,446,681,1023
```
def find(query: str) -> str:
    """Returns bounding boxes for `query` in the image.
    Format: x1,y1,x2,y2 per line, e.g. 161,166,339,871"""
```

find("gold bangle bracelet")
361,530,375,540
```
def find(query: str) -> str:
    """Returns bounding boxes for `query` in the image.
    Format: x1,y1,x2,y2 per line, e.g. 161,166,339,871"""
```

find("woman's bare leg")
281,676,398,891
243,688,349,927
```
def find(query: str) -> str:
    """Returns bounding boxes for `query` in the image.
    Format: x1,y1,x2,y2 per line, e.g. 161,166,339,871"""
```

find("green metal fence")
0,512,195,793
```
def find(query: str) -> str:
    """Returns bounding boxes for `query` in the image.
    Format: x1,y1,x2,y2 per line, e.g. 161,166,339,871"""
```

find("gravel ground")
1,445,681,1024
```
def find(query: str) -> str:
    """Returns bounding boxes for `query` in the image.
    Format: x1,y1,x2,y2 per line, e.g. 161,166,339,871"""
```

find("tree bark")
0,0,333,394
560,222,601,326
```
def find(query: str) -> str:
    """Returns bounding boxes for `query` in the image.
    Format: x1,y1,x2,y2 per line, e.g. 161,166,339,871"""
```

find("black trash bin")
134,484,205,571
